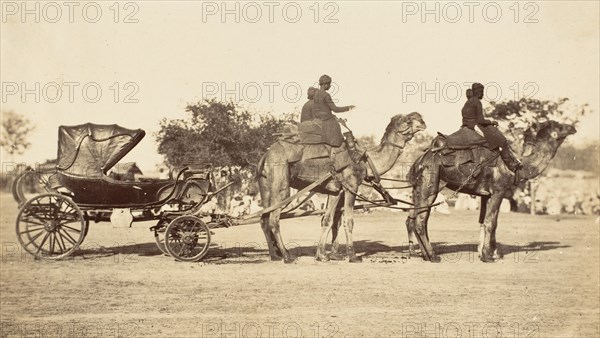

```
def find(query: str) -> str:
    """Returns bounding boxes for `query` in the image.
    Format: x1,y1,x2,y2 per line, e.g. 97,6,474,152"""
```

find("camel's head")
388,112,427,135
522,120,576,157
526,120,577,143
382,112,427,148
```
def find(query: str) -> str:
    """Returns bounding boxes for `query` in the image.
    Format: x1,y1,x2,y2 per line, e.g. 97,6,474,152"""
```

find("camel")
405,120,577,262
258,112,426,263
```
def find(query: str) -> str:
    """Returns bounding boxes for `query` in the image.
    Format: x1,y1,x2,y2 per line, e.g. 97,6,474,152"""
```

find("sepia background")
1,1,599,337
1,1,598,169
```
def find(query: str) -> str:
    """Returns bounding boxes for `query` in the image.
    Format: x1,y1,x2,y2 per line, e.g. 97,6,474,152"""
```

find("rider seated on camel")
310,74,366,162
312,74,355,145
462,82,523,172
300,87,316,122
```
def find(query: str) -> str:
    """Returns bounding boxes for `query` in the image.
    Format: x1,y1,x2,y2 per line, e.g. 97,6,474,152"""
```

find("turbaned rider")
462,82,523,172
311,74,355,147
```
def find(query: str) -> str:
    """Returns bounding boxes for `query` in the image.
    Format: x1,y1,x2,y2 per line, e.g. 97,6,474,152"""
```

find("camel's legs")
266,206,295,263
406,209,420,256
477,196,490,257
480,193,504,262
258,159,295,263
341,189,361,262
258,166,284,261
329,197,345,261
260,214,281,260
316,192,343,261
411,169,440,262
258,171,280,261
489,192,506,259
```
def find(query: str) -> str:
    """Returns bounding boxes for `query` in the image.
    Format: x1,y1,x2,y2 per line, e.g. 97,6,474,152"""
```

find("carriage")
12,123,232,262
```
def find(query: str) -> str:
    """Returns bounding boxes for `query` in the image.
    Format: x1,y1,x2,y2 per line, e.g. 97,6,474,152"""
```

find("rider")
462,83,523,172
300,87,316,122
312,74,355,147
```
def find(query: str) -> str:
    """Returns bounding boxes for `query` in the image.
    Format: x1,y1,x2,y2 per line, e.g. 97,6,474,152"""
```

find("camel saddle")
274,123,353,182
430,127,499,178
433,127,490,151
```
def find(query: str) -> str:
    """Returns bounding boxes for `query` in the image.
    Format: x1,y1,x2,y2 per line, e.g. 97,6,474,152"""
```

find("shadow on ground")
70,240,570,263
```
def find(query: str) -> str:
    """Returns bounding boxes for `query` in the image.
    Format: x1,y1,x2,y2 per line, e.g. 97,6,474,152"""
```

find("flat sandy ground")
1,193,598,337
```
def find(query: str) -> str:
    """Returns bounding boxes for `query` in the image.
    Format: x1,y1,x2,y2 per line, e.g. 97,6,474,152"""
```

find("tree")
486,97,590,154
1,111,35,161
155,99,295,168
357,135,377,150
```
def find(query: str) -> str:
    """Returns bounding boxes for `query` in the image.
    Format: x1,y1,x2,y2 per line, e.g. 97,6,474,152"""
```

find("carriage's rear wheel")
16,193,86,259
164,215,211,262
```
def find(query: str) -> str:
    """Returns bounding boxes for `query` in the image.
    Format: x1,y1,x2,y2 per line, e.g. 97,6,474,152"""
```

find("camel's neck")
365,140,405,176
519,138,564,179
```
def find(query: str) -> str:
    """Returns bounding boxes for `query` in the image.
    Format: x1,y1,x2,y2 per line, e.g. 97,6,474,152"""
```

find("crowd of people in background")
200,166,600,219
513,188,599,216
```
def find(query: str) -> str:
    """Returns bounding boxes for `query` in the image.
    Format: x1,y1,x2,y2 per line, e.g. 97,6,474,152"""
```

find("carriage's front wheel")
153,219,170,256
164,215,211,262
16,193,87,259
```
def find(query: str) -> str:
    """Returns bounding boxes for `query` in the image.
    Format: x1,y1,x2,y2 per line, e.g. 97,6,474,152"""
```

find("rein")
335,117,442,210
332,171,444,211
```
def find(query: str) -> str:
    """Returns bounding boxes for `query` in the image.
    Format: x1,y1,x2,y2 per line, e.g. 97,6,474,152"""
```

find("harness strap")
383,140,405,149
365,153,381,183
241,171,333,220
332,172,444,211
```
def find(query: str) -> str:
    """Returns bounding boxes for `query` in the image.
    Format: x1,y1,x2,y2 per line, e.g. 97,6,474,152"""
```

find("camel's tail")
257,154,267,179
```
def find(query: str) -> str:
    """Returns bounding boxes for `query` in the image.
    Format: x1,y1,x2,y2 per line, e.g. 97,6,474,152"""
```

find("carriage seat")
432,127,489,151
58,172,176,207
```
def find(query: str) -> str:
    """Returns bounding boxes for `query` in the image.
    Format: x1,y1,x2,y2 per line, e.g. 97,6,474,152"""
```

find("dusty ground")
1,193,598,337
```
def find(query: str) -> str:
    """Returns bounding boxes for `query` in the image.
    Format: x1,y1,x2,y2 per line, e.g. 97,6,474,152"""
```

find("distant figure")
242,194,253,214
229,193,246,217
216,169,232,212
199,198,218,214
300,87,317,122
231,168,243,194
158,167,170,180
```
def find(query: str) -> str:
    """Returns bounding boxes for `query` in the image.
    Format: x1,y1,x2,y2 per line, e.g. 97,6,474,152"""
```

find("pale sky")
1,1,599,170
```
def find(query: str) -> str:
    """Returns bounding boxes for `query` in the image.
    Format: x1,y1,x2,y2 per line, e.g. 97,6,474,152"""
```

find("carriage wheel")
153,219,170,255
164,215,211,262
16,193,86,260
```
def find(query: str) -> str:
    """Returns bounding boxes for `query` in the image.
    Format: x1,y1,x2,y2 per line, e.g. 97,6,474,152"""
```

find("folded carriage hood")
57,123,145,177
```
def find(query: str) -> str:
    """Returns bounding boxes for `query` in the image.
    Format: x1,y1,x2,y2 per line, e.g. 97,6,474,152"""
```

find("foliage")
487,97,589,133
357,135,377,150
548,141,599,173
155,99,295,168
1,111,35,159
485,97,590,155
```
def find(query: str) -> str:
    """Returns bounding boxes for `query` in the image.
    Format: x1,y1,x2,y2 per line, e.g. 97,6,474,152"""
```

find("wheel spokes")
59,228,78,245
20,216,45,226
17,193,86,259
23,229,45,247
19,226,45,235
61,224,82,234
55,232,66,253
35,232,51,255
48,233,56,255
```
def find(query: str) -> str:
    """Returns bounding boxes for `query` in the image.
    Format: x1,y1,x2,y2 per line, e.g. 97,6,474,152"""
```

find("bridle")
383,123,416,149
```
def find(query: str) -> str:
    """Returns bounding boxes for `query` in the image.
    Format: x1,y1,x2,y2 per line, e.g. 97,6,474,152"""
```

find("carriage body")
13,123,218,262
